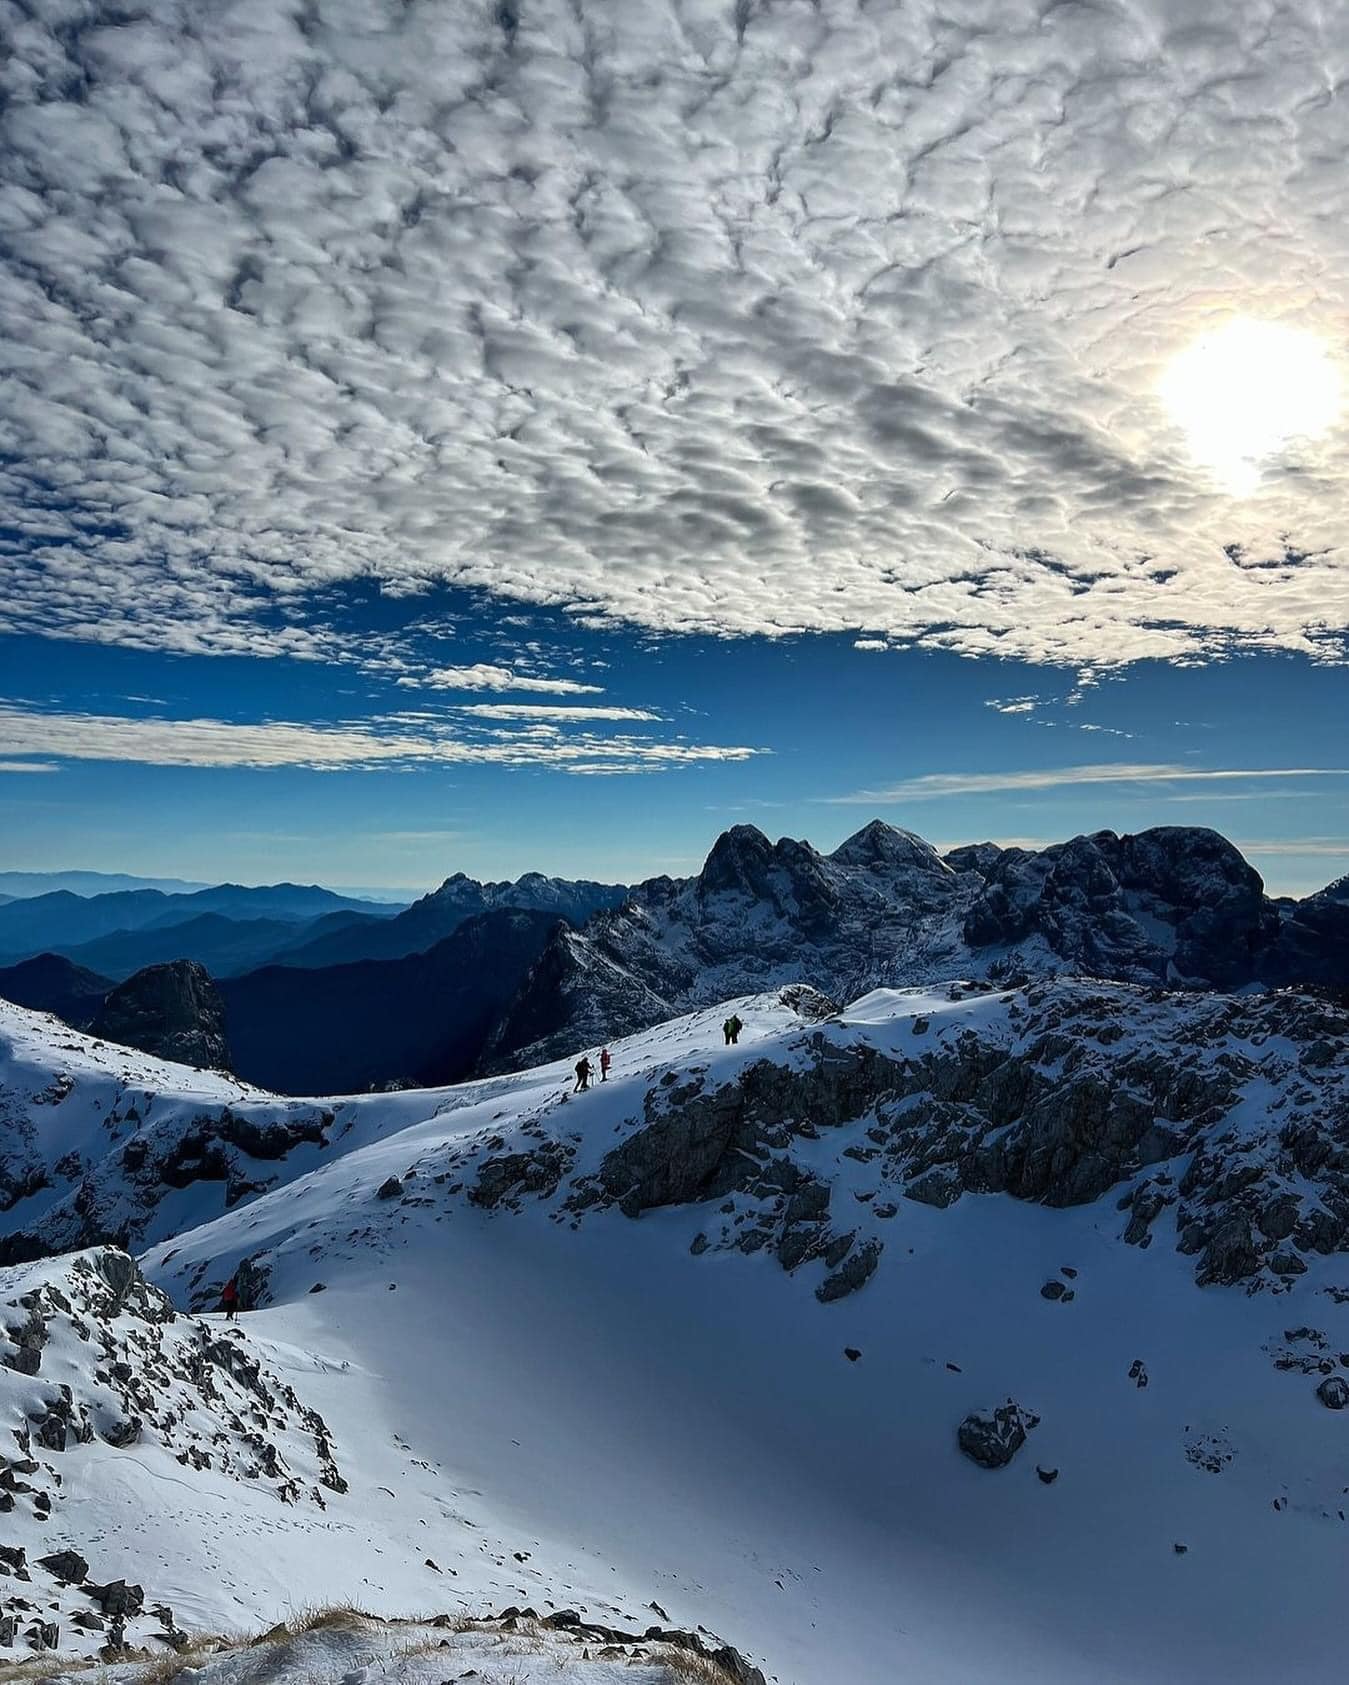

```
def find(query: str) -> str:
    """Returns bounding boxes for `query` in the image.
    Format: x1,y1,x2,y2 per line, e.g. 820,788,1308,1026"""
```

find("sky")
2,0,1347,897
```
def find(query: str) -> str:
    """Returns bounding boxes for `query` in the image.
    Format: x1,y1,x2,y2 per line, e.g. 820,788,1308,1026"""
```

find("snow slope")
5,987,1349,1682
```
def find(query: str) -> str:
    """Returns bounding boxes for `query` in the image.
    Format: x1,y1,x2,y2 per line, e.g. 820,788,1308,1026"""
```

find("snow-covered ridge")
167,979,1349,1313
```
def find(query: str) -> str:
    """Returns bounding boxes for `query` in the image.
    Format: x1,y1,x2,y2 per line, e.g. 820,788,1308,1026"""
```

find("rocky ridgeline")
481,821,1349,1072
0,1247,346,1658
466,980,1349,1299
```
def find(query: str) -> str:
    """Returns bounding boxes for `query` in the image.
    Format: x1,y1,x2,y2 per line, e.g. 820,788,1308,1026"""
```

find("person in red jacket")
600,1047,612,1081
220,1274,239,1321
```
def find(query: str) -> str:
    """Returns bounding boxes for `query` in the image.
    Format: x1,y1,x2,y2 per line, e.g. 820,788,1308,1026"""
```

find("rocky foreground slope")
3,986,1349,1681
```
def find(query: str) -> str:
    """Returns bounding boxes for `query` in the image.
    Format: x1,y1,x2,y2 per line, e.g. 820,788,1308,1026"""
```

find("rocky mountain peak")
830,820,952,875
696,825,779,897
90,959,231,1071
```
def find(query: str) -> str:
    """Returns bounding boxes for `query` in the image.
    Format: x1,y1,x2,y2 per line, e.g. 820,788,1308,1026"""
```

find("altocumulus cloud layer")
3,0,1349,669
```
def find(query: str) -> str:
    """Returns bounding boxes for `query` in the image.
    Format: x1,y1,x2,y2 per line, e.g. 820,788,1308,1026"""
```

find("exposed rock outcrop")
0,1246,347,1654
475,978,1349,1299
91,960,231,1071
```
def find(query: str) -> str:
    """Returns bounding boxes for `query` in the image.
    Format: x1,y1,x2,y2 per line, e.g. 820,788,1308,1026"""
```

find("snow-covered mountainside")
484,820,1346,1069
1,1246,764,1683
3,985,1349,1680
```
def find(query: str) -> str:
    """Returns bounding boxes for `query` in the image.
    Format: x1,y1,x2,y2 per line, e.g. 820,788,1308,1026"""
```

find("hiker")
723,1018,733,1046
574,1055,592,1093
600,1047,612,1081
220,1274,239,1321
727,1014,743,1045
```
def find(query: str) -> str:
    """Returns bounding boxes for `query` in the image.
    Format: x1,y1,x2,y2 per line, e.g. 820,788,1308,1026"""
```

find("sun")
1158,317,1341,494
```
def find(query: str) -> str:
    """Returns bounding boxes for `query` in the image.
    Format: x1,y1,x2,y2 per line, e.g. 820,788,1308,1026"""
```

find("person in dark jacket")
726,1014,744,1045
574,1055,593,1092
220,1274,239,1321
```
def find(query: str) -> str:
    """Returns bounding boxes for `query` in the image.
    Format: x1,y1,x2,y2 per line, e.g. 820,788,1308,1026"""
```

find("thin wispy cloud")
458,704,661,723
3,2,1348,670
1233,838,1349,858
397,665,604,695
829,764,1349,804
0,760,58,774
0,705,757,776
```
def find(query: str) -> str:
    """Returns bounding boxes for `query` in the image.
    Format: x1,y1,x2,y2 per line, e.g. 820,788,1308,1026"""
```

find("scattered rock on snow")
958,1402,1039,1469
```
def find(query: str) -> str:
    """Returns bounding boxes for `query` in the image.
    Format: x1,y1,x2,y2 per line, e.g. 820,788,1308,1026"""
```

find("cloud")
829,763,1349,804
457,703,661,722
3,0,1349,671
398,664,604,695
1232,838,1349,858
987,698,1039,715
0,704,757,775
0,760,58,774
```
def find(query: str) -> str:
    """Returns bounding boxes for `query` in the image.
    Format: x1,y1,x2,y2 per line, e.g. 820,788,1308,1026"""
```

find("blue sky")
3,0,1348,898
1,595,1345,895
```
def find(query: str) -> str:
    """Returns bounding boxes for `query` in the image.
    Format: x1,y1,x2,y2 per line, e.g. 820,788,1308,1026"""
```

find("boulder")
958,1402,1040,1469
37,1550,87,1585
1316,1376,1349,1410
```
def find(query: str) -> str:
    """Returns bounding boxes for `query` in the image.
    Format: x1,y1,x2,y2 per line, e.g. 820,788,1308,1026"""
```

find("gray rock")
1317,1375,1349,1409
958,1401,1040,1469
816,1238,882,1303
37,1550,87,1584
88,1580,144,1617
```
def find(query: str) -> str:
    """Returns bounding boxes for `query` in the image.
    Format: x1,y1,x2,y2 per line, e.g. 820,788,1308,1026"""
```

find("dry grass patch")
133,1638,235,1685
654,1648,748,1684
245,1603,379,1645
1,1660,101,1684
0,1662,94,1684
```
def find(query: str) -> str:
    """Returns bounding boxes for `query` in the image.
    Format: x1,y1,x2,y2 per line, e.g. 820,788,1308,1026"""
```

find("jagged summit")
830,819,952,874
484,818,1340,1072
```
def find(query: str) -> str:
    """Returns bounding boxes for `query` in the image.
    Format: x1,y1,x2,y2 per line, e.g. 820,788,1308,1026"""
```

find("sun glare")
1159,317,1341,495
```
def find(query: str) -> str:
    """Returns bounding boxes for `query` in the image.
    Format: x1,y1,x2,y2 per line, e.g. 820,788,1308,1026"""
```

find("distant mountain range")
0,869,212,897
0,824,1344,1096
0,870,627,982
269,870,631,969
0,880,407,975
